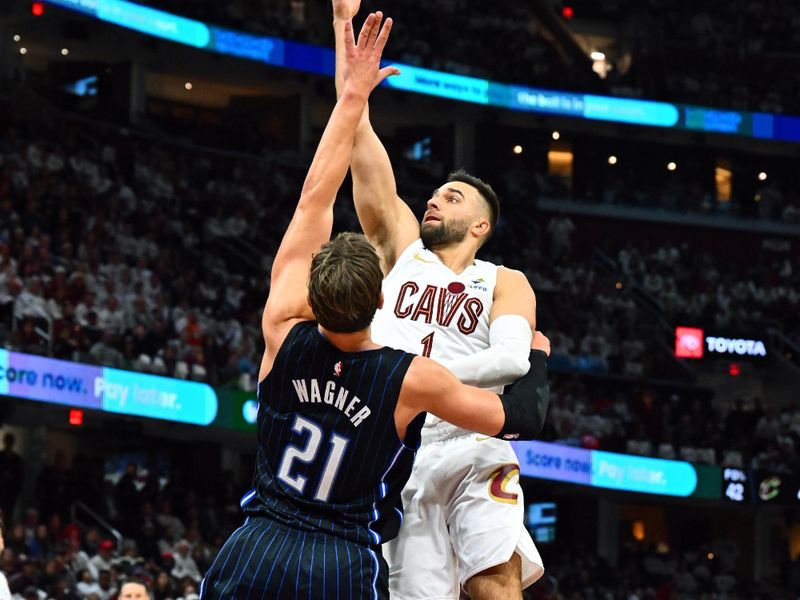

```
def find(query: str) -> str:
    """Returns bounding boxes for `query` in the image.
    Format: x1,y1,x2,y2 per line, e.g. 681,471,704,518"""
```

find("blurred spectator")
89,331,124,368
34,452,73,521
0,518,9,600
8,558,40,595
170,540,201,583
95,569,117,600
546,214,575,259
0,433,24,523
90,541,115,574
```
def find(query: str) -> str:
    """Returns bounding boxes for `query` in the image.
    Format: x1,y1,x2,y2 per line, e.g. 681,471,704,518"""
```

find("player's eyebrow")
444,188,465,199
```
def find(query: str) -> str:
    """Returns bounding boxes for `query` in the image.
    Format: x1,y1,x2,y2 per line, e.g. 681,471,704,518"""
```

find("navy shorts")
200,517,389,599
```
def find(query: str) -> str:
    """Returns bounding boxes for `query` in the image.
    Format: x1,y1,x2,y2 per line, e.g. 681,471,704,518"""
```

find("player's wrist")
340,85,370,104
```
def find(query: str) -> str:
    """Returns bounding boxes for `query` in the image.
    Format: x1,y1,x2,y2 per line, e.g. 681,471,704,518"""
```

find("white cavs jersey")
371,239,499,444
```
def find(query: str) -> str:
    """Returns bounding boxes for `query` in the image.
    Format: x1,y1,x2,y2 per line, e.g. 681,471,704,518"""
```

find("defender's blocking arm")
333,0,419,272
260,13,398,380
397,339,551,441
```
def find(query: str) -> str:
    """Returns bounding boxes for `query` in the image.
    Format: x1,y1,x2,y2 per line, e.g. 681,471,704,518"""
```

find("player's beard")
420,217,471,249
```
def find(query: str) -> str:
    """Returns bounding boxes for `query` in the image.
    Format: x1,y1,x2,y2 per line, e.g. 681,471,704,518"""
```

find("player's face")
420,182,484,248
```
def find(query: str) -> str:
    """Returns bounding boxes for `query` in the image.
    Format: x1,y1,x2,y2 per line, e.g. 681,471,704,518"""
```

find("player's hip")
201,517,389,599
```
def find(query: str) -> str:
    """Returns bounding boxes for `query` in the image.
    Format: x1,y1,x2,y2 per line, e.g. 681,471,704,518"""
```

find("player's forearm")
300,89,368,209
335,17,371,127
438,347,529,388
352,122,399,197
333,17,348,99
495,350,550,441
437,315,532,387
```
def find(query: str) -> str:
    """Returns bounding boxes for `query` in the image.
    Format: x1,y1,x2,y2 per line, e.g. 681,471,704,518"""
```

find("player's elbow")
525,386,550,439
505,350,531,380
475,345,530,387
297,189,322,210
496,385,550,442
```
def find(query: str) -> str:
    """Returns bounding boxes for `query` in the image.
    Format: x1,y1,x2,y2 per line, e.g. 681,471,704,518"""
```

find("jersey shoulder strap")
259,320,316,396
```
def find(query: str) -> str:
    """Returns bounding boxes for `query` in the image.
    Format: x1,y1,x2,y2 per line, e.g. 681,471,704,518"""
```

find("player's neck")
430,243,477,275
318,325,381,353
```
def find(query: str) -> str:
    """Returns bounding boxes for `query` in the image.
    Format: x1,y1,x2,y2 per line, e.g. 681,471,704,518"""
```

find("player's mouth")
423,213,441,224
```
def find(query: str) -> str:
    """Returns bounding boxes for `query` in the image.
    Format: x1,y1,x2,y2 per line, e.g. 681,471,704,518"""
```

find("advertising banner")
0,350,217,426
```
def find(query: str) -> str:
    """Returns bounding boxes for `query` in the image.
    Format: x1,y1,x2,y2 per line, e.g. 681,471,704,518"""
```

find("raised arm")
395,334,551,441
436,267,538,388
333,0,419,273
259,13,398,381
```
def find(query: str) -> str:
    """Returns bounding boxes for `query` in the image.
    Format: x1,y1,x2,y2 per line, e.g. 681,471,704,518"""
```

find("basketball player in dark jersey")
200,13,551,600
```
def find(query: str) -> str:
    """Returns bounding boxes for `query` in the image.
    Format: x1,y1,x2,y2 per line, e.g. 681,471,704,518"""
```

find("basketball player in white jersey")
333,2,544,598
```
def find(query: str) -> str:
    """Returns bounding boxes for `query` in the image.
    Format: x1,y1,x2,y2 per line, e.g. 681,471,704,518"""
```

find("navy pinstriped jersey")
240,321,424,548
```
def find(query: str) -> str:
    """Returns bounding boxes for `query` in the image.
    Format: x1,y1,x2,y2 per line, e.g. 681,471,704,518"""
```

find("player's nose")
426,197,439,211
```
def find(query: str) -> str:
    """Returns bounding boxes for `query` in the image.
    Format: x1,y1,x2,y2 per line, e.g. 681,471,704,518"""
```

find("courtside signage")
513,440,698,497
43,0,800,143
0,349,217,425
591,451,697,496
515,440,592,485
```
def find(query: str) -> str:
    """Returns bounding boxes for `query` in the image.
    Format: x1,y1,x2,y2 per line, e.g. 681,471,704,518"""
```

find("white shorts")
384,434,544,599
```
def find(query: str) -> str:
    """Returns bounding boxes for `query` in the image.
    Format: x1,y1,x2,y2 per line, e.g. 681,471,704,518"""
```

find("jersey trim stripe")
239,489,256,508
367,444,406,545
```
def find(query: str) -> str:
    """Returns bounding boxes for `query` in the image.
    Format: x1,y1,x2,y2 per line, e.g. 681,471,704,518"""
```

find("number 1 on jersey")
421,332,435,357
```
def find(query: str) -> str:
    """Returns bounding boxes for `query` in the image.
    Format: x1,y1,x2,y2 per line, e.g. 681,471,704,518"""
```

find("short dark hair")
447,169,500,233
121,577,150,592
308,233,383,333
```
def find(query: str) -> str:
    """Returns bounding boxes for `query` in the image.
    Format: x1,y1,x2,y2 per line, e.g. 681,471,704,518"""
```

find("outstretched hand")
333,0,360,21
341,12,401,97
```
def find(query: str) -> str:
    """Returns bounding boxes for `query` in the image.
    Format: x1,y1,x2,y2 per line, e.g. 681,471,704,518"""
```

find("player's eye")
449,196,459,203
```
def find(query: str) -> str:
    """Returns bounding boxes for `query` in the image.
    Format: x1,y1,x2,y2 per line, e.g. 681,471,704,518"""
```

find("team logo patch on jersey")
447,281,466,294
488,464,520,505
333,361,343,377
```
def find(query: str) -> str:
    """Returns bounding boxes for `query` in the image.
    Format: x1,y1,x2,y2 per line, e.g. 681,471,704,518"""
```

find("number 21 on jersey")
277,415,349,502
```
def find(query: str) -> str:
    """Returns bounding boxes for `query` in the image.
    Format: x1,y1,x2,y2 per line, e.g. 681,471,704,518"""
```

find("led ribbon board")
0,349,218,426
43,0,800,142
513,440,700,498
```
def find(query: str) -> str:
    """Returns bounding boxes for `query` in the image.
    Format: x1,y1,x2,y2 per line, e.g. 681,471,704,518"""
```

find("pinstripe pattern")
201,322,418,599
201,518,390,599
244,322,420,545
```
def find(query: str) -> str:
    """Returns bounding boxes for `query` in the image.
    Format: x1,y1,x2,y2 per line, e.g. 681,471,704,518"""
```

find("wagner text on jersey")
291,378,372,427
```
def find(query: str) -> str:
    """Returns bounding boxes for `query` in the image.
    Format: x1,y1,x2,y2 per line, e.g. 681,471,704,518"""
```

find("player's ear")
377,291,385,310
472,217,490,238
